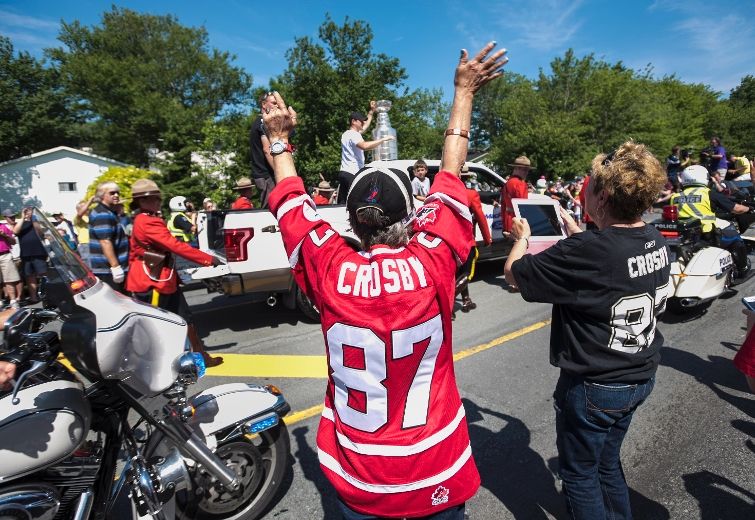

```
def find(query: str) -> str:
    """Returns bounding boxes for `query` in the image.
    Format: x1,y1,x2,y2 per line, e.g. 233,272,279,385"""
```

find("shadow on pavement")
463,397,567,519
191,294,307,342
683,470,755,519
291,425,340,518
661,346,755,417
628,487,671,519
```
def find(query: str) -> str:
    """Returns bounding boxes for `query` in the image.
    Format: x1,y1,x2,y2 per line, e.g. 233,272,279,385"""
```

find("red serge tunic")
231,196,254,210
467,188,492,246
125,212,214,295
501,176,528,232
269,172,480,517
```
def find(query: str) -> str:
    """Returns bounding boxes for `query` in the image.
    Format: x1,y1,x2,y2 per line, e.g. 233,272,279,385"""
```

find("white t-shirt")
340,129,365,174
412,177,431,198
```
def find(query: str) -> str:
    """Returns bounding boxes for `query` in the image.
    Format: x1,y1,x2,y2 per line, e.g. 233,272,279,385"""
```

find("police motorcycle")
651,204,734,313
0,210,290,520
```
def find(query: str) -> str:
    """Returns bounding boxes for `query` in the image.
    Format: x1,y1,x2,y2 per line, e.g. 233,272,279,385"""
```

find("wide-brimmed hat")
131,179,161,199
317,180,335,192
234,177,254,190
508,155,532,169
347,166,413,226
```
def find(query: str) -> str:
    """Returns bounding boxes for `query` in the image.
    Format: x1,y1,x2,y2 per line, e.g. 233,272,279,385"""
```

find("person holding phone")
12,207,47,303
504,141,671,520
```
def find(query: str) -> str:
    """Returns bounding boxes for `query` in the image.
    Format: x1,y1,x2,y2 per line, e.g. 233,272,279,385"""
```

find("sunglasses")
108,191,120,195
602,150,616,166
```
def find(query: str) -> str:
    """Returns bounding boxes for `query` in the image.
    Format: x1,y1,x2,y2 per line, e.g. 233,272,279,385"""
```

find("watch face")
271,141,285,154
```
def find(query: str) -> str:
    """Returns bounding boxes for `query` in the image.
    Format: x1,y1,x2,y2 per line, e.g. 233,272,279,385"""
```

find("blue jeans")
553,372,655,520
338,500,465,520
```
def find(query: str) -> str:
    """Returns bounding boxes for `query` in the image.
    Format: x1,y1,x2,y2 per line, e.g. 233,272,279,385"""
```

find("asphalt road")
185,261,755,520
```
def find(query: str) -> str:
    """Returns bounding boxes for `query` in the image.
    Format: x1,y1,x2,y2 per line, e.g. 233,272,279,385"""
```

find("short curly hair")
590,140,665,221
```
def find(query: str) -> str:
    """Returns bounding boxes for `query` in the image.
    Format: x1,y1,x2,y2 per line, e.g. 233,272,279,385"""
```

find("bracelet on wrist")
518,237,529,248
444,128,470,139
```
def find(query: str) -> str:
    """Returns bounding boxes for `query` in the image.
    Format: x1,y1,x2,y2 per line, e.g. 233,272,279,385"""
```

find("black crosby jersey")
512,225,672,382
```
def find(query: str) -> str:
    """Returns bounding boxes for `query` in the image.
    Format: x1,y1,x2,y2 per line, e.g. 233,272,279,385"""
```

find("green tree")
48,6,252,178
727,75,755,154
268,15,446,186
85,165,155,203
0,36,80,161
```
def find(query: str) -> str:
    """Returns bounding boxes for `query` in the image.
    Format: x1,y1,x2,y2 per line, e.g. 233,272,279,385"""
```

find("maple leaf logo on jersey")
431,485,450,506
415,203,439,227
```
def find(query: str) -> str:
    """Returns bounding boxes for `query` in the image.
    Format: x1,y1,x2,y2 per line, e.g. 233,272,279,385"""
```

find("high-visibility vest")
671,186,716,233
167,211,193,242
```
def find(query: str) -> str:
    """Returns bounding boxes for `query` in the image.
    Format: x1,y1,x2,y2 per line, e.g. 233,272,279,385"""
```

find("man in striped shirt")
265,42,508,519
88,181,129,291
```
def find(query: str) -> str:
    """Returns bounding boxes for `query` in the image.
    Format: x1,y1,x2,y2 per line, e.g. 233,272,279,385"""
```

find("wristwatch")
270,140,294,156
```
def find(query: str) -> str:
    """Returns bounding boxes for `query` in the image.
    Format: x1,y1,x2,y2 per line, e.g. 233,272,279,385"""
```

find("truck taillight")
662,205,678,221
224,228,254,262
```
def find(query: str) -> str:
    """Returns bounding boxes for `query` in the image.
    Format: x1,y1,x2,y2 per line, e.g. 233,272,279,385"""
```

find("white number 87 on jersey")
327,314,443,432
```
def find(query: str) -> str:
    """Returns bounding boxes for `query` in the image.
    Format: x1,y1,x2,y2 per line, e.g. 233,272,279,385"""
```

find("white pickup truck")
182,159,513,320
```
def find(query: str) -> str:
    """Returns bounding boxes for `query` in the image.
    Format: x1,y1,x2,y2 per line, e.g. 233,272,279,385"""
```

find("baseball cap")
2,209,16,217
347,166,414,226
350,111,368,122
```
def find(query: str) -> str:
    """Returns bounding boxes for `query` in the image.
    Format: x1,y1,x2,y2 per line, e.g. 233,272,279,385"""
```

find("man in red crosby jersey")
264,43,508,519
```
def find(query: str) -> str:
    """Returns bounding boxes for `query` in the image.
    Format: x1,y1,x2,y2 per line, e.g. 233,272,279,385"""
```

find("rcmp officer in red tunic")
231,177,255,210
126,179,223,367
501,155,531,233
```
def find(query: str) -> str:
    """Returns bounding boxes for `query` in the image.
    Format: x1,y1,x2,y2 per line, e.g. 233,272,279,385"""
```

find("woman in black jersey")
504,141,670,520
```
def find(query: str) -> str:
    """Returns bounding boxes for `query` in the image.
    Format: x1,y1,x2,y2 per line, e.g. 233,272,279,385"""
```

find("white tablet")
511,198,566,253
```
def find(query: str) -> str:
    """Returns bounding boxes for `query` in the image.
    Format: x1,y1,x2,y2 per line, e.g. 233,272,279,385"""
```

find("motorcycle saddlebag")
0,378,91,483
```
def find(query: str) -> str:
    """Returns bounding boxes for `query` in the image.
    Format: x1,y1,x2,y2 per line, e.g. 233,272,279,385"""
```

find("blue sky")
1,0,754,100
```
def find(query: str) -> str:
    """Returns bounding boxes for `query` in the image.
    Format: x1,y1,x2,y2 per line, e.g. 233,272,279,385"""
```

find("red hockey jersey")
269,171,480,517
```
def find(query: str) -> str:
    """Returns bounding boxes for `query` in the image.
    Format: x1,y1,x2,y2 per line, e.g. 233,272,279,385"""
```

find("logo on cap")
365,179,380,204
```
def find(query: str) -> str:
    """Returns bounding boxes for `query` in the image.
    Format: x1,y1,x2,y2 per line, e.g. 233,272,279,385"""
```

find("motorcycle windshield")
31,208,99,302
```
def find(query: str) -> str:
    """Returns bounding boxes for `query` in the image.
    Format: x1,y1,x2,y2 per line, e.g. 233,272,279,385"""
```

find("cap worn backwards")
346,166,414,226
350,111,368,122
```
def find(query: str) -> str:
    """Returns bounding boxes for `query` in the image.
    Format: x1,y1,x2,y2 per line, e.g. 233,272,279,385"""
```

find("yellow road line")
283,403,325,426
205,354,327,378
283,319,551,427
453,319,551,362
58,319,551,427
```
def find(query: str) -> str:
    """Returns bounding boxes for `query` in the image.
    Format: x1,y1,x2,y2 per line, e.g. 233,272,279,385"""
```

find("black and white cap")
346,166,414,226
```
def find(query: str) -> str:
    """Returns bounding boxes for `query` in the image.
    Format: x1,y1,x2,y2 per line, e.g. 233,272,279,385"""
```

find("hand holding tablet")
511,198,567,254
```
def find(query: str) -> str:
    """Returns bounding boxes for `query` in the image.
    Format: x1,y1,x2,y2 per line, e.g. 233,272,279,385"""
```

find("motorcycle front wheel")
181,423,290,520
148,422,290,520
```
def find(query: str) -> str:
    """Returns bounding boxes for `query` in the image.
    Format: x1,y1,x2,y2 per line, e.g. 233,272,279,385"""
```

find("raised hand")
454,42,508,95
262,91,297,141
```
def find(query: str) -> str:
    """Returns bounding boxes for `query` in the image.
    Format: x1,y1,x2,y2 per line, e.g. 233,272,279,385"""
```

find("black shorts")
132,288,194,322
22,256,48,277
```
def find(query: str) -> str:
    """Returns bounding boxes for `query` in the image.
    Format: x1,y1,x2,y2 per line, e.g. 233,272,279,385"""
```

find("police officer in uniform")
167,196,195,243
126,179,224,366
672,164,752,280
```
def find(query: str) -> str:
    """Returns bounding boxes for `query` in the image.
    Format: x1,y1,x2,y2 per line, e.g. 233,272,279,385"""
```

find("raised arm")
441,42,508,176
263,42,507,184
361,100,377,134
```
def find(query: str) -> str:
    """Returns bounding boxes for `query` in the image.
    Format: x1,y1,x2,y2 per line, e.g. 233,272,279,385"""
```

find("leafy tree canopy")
47,6,252,174
0,36,80,160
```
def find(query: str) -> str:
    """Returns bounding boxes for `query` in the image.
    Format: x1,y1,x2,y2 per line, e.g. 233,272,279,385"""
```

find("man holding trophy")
338,101,396,203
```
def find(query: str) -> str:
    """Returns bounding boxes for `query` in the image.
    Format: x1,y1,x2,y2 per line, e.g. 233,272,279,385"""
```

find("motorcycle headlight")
175,352,205,384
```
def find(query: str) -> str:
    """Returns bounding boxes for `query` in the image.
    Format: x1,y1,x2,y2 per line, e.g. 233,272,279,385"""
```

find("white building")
0,146,128,216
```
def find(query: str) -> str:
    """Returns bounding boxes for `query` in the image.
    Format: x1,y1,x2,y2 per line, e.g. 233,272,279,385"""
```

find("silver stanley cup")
372,100,398,161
